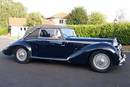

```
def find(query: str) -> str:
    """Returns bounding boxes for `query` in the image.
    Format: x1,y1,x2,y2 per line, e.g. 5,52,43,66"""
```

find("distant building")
42,19,54,25
9,18,28,37
43,13,68,25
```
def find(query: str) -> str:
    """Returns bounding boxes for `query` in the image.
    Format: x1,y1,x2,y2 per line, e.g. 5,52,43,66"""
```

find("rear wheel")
15,47,30,64
89,51,113,73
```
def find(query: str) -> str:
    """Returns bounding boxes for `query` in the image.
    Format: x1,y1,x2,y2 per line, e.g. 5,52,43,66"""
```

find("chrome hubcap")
16,48,27,61
93,53,110,70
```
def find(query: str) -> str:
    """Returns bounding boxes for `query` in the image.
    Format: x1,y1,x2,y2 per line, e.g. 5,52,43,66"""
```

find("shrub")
67,23,130,45
0,28,8,35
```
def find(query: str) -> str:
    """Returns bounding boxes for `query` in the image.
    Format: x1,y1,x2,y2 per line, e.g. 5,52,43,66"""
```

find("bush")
67,23,130,45
0,28,8,35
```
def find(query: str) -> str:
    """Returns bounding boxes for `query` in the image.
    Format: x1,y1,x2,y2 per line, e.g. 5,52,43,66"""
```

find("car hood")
66,37,114,44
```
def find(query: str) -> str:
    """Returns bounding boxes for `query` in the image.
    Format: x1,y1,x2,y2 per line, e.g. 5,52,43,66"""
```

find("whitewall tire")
89,51,113,73
15,47,30,64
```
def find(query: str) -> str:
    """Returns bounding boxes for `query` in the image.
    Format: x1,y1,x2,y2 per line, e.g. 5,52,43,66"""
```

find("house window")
59,20,64,24
20,28,22,31
24,28,26,31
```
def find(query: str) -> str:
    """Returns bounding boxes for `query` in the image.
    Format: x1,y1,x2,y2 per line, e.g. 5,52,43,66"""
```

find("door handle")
61,44,65,46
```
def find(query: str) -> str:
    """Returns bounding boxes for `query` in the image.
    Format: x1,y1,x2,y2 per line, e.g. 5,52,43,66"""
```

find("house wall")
51,18,66,25
10,26,28,37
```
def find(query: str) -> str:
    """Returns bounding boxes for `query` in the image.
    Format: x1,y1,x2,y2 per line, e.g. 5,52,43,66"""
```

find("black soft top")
23,24,70,38
40,24,66,29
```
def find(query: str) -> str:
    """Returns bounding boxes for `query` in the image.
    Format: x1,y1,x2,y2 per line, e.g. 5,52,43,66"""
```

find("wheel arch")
8,42,32,56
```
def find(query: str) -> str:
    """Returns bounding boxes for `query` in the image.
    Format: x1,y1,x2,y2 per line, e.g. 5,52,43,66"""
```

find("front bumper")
116,44,126,66
118,54,126,66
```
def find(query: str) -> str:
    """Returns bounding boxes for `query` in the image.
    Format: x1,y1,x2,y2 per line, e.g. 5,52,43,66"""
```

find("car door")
37,29,68,58
37,38,65,58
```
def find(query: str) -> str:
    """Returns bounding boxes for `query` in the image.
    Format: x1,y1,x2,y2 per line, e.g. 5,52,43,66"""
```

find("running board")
31,56,68,61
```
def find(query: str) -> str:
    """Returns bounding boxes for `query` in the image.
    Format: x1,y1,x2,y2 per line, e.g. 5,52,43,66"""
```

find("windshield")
61,28,76,37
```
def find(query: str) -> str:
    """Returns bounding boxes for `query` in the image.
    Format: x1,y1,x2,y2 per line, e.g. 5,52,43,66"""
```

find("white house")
43,13,68,25
9,18,28,37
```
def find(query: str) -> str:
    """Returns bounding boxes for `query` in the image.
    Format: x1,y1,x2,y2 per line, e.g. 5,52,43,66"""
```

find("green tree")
9,2,27,18
88,12,106,25
27,12,44,27
0,0,27,28
0,0,12,28
66,7,88,25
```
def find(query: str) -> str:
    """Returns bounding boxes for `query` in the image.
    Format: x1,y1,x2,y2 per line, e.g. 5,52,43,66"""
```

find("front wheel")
15,47,30,64
89,51,113,73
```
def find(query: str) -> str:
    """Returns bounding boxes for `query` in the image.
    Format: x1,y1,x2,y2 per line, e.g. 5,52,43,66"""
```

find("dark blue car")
2,25,126,72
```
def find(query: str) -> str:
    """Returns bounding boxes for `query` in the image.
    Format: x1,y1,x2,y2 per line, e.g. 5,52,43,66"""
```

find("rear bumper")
2,48,12,56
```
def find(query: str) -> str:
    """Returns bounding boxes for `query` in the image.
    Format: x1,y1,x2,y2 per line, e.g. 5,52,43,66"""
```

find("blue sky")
14,0,130,22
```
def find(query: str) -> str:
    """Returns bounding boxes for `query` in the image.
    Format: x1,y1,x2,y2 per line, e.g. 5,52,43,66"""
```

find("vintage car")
2,25,126,72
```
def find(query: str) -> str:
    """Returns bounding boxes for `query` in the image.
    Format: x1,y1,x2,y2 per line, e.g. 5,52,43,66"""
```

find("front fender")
67,43,118,64
2,39,32,56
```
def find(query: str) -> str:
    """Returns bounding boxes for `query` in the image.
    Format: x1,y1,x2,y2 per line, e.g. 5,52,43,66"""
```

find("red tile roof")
42,19,54,25
9,18,27,26
49,12,68,19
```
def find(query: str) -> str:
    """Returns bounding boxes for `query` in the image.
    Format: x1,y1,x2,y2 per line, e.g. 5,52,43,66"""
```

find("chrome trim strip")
31,56,68,61
25,38,111,45
66,40,100,44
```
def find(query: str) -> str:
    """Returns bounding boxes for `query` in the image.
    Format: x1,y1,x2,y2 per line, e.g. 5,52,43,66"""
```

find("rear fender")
6,41,32,56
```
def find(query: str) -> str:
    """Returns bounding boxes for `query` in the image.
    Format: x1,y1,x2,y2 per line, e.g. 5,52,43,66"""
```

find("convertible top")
40,24,66,29
23,24,71,38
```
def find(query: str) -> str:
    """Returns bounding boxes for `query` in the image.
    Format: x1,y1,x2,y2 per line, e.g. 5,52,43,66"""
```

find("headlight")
113,38,118,46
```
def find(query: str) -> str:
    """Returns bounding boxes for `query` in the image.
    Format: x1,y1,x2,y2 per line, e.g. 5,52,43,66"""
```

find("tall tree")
88,12,106,25
0,0,12,28
66,7,88,25
9,2,27,18
27,12,44,27
0,0,27,28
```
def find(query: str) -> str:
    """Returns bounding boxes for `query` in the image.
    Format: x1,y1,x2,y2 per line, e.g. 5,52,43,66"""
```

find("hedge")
67,23,130,45
0,28,8,35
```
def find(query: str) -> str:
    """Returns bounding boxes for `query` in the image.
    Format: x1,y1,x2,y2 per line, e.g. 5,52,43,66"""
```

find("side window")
25,29,39,38
20,28,22,31
40,30,50,37
40,29,61,39
24,28,26,31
